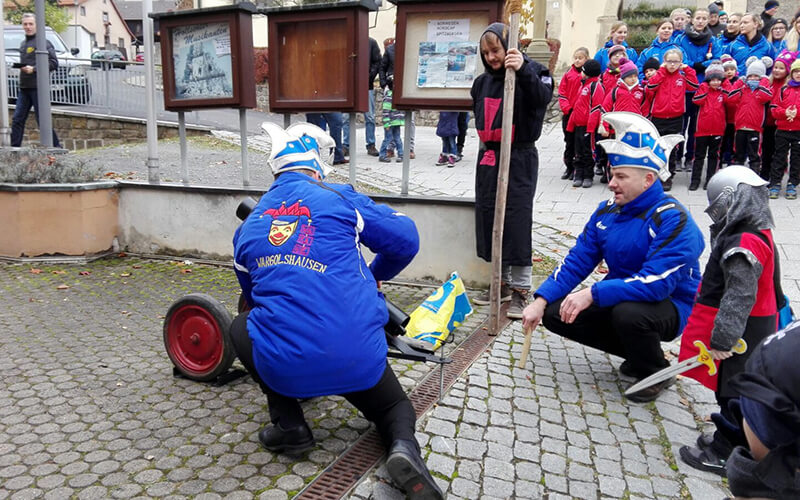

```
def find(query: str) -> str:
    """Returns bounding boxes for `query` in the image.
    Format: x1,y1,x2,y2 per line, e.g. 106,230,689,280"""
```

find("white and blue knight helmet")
596,112,684,182
260,121,334,179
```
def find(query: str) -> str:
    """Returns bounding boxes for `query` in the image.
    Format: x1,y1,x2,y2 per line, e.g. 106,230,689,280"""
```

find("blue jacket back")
535,182,704,335
233,172,419,398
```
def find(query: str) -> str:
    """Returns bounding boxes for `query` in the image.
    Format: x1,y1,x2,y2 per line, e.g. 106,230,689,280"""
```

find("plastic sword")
623,338,747,397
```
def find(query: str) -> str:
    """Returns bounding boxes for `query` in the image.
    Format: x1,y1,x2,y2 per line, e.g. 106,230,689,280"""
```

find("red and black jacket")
692,82,727,137
727,77,773,132
558,65,583,115
722,77,740,124
567,76,605,132
601,82,645,115
679,227,777,394
771,84,800,132
646,66,699,118
601,68,620,92
765,78,787,127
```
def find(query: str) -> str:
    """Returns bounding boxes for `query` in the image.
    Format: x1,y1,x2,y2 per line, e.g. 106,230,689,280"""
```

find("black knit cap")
643,57,660,72
765,0,780,10
582,59,602,78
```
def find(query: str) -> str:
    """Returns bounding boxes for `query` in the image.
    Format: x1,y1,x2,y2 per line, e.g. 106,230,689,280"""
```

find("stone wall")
10,110,210,151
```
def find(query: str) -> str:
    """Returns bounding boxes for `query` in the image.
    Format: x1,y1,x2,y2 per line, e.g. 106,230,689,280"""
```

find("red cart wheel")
163,293,235,382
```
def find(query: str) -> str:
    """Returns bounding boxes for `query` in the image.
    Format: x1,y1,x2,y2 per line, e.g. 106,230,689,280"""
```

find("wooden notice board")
151,3,256,111
263,0,378,113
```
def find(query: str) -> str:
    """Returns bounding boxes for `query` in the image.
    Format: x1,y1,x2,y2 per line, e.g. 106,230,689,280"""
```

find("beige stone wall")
10,111,208,150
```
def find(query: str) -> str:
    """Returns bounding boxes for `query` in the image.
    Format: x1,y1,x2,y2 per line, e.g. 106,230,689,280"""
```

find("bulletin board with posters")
151,3,256,111
390,0,504,110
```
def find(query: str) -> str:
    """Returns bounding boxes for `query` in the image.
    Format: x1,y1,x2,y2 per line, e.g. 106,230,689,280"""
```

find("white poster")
427,19,470,42
417,41,478,88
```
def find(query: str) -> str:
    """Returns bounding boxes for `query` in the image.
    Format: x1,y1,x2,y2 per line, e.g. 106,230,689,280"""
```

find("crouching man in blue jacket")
522,113,705,403
231,122,443,500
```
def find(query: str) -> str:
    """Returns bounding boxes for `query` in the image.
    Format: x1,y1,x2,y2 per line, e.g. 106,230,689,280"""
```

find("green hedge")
621,2,687,52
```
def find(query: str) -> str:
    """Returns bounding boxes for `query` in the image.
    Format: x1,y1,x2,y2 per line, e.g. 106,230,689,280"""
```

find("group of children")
558,6,800,197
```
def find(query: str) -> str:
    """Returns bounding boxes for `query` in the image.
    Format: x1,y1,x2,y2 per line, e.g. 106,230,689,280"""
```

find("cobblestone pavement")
5,121,785,498
0,257,484,500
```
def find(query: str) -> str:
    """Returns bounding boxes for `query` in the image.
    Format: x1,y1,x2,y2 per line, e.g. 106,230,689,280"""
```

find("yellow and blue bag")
405,272,473,350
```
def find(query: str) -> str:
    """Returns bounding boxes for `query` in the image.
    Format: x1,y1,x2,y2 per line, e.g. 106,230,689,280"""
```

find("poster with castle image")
171,22,234,100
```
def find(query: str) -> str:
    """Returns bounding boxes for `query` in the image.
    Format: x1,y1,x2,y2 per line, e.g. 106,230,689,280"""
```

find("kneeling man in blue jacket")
231,122,442,500
522,112,705,403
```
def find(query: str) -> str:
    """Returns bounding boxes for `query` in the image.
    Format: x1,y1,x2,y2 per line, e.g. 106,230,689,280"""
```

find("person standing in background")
11,13,60,148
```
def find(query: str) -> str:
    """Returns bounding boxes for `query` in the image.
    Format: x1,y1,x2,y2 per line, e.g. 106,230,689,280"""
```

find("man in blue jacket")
522,113,705,403
230,122,442,500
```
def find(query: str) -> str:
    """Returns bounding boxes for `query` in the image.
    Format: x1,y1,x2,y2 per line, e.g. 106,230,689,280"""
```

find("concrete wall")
117,182,491,286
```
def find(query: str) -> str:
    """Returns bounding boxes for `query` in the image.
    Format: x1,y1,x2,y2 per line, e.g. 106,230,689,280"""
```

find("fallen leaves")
51,270,66,275
29,268,42,274
532,256,543,262
79,271,91,276
56,284,70,290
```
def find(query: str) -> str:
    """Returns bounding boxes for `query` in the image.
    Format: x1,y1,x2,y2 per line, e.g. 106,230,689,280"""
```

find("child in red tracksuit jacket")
763,51,794,181
721,55,739,166
558,47,589,181
690,63,727,191
640,57,660,118
645,47,699,190
566,59,604,188
597,59,643,185
727,57,773,174
601,44,627,91
769,59,800,199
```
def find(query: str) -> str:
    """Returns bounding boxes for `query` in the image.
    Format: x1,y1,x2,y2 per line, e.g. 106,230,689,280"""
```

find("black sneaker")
561,168,574,180
618,360,637,378
473,284,512,305
663,177,673,191
679,443,727,476
386,440,444,500
258,423,315,454
688,180,700,191
625,376,675,403
507,288,529,320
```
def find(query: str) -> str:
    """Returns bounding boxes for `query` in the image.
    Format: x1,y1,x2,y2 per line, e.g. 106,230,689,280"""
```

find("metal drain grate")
296,305,511,499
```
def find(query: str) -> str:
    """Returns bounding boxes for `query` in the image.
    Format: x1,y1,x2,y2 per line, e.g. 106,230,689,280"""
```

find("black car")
91,50,127,70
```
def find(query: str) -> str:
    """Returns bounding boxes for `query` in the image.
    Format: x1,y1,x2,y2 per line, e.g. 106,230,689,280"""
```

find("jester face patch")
261,201,311,247
268,220,297,246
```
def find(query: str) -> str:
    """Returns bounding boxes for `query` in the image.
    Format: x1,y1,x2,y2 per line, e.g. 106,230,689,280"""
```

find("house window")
90,33,96,47
119,38,124,52
80,6,85,15
102,12,109,23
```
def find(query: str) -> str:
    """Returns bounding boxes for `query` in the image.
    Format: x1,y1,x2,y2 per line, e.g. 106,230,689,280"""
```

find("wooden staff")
517,325,533,368
490,0,522,335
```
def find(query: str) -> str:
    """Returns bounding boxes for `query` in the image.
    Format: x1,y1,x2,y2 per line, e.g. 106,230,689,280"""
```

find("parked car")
135,53,144,63
91,49,127,70
4,25,91,105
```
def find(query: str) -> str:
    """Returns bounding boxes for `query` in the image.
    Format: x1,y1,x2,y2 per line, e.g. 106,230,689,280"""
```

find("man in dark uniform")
11,13,60,148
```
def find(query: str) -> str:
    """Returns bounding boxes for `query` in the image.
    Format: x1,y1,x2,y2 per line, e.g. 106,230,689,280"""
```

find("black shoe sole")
679,445,727,477
386,452,443,500
625,377,675,403
260,439,315,454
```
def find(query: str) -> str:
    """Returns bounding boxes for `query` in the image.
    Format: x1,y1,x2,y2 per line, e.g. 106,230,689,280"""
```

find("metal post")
0,10,10,147
143,0,159,182
240,108,249,187
348,112,356,185
34,0,53,147
401,110,411,195
178,111,188,185
104,63,111,115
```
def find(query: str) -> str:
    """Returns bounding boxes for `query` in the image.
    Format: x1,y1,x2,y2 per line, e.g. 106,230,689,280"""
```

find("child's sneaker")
447,155,456,168
786,184,797,200
769,185,781,199
436,154,447,166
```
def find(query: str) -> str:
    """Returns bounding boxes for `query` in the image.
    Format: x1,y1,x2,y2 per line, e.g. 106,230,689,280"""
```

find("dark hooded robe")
470,23,553,266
